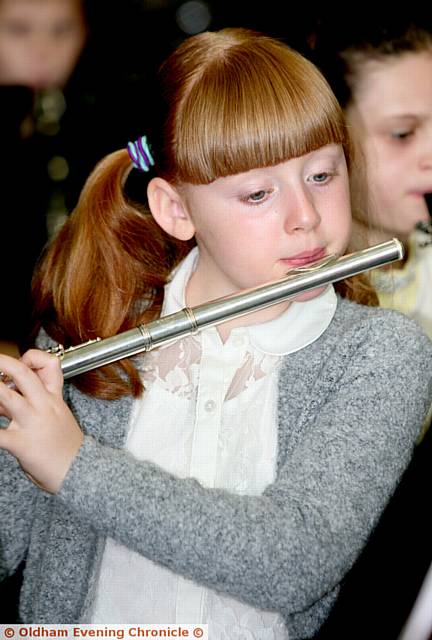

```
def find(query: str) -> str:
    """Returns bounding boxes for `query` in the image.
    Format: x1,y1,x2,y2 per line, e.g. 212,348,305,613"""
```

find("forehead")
0,0,82,23
354,51,432,116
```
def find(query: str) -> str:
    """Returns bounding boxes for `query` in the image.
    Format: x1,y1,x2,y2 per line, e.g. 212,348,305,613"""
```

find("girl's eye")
391,130,414,141
53,22,78,38
241,189,270,204
310,172,333,184
249,190,266,201
4,23,30,37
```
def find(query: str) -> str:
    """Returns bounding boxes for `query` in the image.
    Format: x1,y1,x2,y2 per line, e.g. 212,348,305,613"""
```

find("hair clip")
127,135,155,172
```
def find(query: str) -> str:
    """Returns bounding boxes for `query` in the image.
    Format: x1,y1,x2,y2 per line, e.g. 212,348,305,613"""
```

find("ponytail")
32,150,194,399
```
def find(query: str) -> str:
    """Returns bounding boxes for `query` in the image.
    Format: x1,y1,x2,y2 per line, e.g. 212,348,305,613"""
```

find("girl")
0,28,431,640
305,11,432,337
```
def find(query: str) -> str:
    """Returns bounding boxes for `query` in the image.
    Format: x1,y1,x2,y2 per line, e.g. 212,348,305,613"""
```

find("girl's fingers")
20,349,63,395
0,352,82,493
0,354,42,398
0,349,63,401
0,374,29,421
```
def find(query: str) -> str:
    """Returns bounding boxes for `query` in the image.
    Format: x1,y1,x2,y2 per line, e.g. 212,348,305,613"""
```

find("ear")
147,177,195,241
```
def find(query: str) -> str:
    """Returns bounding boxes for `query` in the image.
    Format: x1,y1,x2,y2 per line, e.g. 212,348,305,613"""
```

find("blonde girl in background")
306,10,432,337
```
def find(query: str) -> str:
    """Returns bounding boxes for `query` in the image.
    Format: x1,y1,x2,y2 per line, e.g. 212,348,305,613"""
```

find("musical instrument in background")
416,193,432,244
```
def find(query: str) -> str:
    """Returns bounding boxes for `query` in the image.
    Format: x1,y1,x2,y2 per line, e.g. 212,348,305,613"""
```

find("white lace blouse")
89,248,337,638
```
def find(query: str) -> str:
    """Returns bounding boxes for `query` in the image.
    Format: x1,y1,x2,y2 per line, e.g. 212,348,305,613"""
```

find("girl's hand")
0,350,83,494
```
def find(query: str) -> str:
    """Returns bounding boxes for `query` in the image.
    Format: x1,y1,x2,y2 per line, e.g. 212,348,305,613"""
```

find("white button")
233,336,246,347
204,399,216,412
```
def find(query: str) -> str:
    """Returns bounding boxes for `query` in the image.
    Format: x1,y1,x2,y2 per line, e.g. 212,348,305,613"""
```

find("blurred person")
0,0,87,88
0,0,164,355
304,8,432,339
0,0,88,353
300,10,432,639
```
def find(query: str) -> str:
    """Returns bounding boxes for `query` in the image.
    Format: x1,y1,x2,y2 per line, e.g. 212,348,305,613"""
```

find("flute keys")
0,370,16,390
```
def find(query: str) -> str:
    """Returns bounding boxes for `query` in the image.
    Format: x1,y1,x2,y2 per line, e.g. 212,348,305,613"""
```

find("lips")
282,247,326,267
409,190,432,198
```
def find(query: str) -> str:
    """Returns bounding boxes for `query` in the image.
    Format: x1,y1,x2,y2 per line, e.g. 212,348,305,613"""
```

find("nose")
30,33,55,63
25,35,57,87
282,186,321,234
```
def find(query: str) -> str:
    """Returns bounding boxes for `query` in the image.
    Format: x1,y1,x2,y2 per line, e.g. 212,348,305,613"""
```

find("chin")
292,286,327,303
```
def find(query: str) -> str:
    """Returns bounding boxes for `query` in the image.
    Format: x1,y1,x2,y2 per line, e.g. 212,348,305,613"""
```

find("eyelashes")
309,171,336,184
238,170,338,207
391,130,415,141
240,189,273,205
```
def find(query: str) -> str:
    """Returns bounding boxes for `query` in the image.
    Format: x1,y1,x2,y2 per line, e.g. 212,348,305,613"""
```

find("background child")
303,9,432,338
300,11,432,638
0,0,163,356
0,28,431,639
0,0,88,355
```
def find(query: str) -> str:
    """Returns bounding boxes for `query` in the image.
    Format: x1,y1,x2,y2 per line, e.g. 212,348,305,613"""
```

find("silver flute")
43,238,403,379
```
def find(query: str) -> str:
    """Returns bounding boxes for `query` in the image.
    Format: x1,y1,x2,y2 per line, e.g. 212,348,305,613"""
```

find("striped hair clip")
127,135,155,172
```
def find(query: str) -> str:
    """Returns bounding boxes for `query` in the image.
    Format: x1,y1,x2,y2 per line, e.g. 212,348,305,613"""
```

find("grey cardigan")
1,298,432,639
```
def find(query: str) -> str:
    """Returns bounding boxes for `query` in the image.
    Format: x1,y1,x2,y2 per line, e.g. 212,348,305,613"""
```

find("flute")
0,239,403,387
46,238,402,379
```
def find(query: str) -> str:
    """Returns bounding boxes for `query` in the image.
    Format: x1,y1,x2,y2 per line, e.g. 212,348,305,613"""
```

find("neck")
185,268,292,341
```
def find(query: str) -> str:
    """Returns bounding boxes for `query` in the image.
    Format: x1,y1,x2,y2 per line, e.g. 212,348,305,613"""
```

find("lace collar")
162,247,337,356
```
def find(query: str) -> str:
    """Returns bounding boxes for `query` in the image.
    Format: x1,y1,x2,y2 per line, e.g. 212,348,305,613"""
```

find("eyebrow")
382,112,424,121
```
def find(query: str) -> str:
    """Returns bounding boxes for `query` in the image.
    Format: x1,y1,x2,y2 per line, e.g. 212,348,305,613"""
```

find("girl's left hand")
0,349,83,494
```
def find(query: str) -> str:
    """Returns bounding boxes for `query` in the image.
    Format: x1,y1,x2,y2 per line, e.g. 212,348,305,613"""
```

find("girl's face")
179,144,352,309
0,0,87,89
346,51,432,244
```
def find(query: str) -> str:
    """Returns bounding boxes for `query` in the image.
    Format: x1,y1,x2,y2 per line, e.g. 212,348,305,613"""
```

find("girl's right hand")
0,350,83,494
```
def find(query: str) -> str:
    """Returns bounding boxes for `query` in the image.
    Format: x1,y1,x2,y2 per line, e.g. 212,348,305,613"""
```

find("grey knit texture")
1,298,432,639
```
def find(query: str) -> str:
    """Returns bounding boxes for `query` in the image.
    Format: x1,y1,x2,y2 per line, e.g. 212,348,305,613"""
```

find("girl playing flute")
0,28,431,639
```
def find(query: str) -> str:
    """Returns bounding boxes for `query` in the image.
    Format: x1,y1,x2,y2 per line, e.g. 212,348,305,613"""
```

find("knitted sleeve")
0,327,62,581
0,448,39,580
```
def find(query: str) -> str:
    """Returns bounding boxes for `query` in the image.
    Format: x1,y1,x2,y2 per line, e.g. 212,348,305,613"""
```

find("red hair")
32,151,193,399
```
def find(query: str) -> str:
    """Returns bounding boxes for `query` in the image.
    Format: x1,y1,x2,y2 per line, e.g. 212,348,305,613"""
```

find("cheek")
369,162,405,212
60,38,85,64
323,188,352,238
333,215,352,252
0,46,21,70
367,140,408,191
